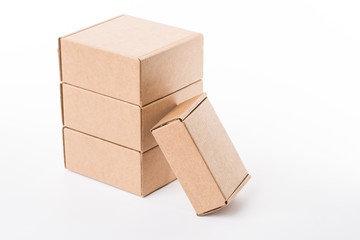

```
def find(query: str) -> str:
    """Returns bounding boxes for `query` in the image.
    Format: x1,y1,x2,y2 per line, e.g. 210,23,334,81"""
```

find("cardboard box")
61,80,203,152
63,127,175,196
59,15,203,106
151,93,250,215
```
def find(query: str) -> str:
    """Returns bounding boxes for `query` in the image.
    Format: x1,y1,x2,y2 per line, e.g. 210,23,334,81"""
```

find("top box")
59,15,203,106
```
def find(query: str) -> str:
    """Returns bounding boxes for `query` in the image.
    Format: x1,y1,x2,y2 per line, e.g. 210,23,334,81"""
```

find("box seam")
181,96,207,121
197,205,225,216
58,38,63,82
227,174,251,202
139,58,143,148
140,150,144,197
64,127,142,153
62,37,141,63
141,79,202,108
62,82,140,107
62,127,67,168
197,175,251,216
60,83,64,125
62,81,201,109
64,126,160,154
150,95,206,132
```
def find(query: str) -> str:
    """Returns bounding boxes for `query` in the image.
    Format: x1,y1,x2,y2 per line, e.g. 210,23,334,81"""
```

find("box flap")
151,93,206,131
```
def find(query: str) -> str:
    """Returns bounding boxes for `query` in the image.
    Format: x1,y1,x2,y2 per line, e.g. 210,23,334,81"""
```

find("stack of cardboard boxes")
59,15,203,196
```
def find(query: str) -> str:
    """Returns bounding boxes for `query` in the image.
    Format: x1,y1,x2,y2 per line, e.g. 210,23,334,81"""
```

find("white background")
0,0,359,239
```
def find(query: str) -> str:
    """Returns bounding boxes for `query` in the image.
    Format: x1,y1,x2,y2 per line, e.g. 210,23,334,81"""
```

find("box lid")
151,93,250,215
59,15,203,106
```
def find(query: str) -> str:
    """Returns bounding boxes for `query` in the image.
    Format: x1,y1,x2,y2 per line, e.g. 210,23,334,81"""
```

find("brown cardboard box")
59,15,203,106
61,80,203,152
63,127,175,196
151,93,250,215
59,15,204,195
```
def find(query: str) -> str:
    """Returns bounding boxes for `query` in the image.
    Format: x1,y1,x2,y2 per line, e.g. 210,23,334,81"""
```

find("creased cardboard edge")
60,83,64,125
62,127,67,168
227,174,251,203
64,127,142,153
139,33,203,61
63,126,162,156
181,96,207,121
151,93,207,132
139,52,142,190
60,14,126,39
142,178,177,197
63,82,140,107
58,38,63,82
141,79,203,108
183,121,227,200
140,147,144,197
61,80,202,109
197,174,251,216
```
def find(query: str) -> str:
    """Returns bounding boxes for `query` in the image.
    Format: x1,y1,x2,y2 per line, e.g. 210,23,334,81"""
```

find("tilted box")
152,94,250,215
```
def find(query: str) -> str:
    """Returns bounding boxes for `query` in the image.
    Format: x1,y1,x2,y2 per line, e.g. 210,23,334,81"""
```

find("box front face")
60,39,141,105
62,83,141,151
63,128,141,195
184,99,249,199
152,121,226,214
142,80,203,151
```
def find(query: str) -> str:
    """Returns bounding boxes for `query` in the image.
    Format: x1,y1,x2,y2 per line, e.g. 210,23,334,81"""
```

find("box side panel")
142,80,203,151
152,121,225,214
60,38,141,105
62,84,141,151
63,128,141,195
141,146,176,196
184,99,249,199
140,34,203,105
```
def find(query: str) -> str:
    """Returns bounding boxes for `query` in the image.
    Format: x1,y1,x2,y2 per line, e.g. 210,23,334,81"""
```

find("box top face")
62,15,198,59
152,93,206,130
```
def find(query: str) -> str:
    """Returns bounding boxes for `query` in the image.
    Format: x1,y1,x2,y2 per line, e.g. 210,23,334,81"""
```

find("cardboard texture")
59,15,205,196
151,93,250,215
61,80,203,152
59,15,203,106
63,127,176,196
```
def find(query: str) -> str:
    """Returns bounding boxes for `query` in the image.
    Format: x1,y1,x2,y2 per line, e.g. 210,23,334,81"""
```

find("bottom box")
63,127,176,196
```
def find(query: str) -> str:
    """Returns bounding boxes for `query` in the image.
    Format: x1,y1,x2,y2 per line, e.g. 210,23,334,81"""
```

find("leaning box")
152,94,250,215
58,15,203,196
